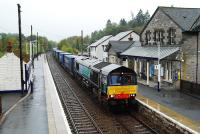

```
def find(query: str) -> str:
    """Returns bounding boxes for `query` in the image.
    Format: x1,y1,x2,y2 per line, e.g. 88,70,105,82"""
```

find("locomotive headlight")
110,95,115,98
109,95,115,98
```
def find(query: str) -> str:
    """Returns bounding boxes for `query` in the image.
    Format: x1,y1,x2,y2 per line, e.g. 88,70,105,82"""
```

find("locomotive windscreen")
108,66,137,86
109,74,137,86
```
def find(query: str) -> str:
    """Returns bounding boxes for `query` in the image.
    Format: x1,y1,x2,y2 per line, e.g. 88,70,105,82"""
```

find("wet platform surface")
0,93,21,113
137,84,200,132
0,56,48,134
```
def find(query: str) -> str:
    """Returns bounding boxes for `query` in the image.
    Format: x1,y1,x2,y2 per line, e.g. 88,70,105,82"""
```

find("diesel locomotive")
53,48,137,106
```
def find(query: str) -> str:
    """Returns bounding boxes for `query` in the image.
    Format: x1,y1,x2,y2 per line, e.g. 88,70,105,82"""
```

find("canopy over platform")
121,46,180,60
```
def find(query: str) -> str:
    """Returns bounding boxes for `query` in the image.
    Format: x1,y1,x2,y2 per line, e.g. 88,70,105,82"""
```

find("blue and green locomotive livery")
53,48,137,106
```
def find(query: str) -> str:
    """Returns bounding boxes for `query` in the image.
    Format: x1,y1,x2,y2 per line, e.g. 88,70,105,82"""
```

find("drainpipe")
196,32,199,88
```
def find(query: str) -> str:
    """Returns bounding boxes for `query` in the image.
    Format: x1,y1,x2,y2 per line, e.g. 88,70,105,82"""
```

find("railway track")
47,53,158,134
115,113,158,134
47,54,103,134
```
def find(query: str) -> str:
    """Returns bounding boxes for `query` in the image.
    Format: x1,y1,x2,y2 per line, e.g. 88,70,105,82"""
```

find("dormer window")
169,28,176,45
145,30,151,45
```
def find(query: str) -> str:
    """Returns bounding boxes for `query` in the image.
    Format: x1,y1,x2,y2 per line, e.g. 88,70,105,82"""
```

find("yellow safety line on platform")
137,93,200,133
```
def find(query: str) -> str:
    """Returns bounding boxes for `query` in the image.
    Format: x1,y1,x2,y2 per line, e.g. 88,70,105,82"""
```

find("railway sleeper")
78,130,99,134
73,116,90,120
77,127,98,132
75,122,93,125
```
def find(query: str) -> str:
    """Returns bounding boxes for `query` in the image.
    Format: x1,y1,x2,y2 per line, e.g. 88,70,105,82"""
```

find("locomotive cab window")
109,74,136,86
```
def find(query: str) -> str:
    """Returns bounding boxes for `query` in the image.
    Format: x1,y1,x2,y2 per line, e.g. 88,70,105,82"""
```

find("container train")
52,48,137,106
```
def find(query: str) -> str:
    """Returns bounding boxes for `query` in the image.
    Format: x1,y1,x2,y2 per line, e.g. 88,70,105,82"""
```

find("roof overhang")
121,46,180,60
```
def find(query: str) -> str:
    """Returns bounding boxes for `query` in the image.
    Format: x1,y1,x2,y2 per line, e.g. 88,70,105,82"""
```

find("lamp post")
157,41,161,92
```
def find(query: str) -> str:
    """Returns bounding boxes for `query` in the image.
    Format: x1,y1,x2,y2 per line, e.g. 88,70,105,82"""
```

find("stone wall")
182,32,200,84
140,8,200,89
141,9,182,46
108,48,122,64
135,100,198,134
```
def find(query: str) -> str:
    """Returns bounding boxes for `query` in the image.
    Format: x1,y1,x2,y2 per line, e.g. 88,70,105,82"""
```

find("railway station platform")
0,93,22,113
0,55,71,134
137,83,200,133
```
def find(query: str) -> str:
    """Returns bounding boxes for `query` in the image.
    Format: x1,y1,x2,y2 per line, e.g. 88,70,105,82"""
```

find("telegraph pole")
31,25,34,68
81,30,83,56
37,32,38,60
17,4,24,95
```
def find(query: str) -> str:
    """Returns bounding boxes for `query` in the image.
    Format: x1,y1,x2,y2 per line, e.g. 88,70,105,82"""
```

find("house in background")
121,6,200,93
88,35,112,59
105,41,140,67
102,30,139,62
88,30,140,61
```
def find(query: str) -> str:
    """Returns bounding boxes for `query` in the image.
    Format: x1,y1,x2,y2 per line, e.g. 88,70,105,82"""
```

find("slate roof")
191,16,200,31
111,30,133,40
160,7,200,31
121,46,180,59
89,35,112,47
105,41,135,53
101,30,135,46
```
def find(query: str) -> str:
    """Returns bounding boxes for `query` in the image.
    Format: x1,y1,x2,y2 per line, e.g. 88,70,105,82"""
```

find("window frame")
145,30,151,45
154,29,164,45
169,28,175,45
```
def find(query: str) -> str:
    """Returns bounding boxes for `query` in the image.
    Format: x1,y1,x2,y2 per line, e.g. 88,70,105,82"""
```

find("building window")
168,28,176,45
154,29,164,45
145,30,151,45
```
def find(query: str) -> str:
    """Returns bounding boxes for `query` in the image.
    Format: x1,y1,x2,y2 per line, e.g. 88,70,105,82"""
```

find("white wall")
90,47,97,58
91,31,140,61
0,53,25,91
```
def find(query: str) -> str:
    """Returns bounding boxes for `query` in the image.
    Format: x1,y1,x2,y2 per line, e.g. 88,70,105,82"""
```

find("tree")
144,10,150,23
135,9,145,26
119,18,127,26
106,19,112,28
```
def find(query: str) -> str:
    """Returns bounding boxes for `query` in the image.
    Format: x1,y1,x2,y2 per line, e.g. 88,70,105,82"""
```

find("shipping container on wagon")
55,49,63,60
59,52,71,64
52,48,57,57
64,55,78,75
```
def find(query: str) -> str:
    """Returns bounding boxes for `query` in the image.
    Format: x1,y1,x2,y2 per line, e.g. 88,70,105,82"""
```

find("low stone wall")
135,100,198,134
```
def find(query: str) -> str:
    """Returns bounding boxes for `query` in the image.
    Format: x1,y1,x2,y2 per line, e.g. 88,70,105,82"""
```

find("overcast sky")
0,0,199,42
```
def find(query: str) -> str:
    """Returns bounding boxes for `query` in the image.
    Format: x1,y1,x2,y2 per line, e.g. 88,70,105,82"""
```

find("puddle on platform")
137,93,200,133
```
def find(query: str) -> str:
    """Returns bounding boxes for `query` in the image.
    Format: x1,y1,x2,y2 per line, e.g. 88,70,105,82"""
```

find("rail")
47,53,103,134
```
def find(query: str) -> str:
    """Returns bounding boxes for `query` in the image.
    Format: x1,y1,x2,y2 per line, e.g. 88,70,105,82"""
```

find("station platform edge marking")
136,94,199,134
43,55,72,134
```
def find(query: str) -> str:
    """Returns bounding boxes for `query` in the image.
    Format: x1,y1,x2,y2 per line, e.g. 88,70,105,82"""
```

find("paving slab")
137,84,200,132
0,93,22,113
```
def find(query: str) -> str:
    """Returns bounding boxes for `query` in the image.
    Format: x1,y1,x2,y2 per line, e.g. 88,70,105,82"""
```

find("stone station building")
121,6,200,94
